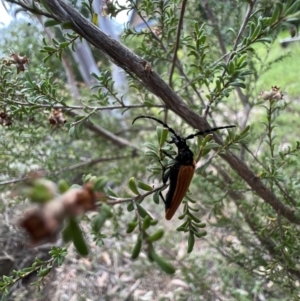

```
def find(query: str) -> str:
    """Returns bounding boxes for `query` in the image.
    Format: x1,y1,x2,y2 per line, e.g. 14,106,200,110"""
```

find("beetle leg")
162,168,171,184
159,191,166,205
161,150,175,160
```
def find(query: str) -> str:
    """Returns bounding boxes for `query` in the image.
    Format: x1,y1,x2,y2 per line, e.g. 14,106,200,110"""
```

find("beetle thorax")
176,143,194,165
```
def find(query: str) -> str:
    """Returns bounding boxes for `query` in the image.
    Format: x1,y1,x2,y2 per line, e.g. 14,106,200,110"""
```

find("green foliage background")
1,0,300,300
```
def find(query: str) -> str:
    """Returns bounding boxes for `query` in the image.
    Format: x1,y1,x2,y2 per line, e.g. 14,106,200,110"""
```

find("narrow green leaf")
230,81,246,88
137,180,153,191
194,231,207,238
156,126,163,145
106,187,119,197
142,215,152,230
151,251,176,274
44,19,60,27
40,0,53,13
187,231,195,253
127,202,134,212
153,190,160,204
131,235,142,260
147,229,164,242
69,218,89,256
61,21,75,30
92,13,99,26
284,0,300,16
126,220,139,233
255,37,272,43
128,177,140,195
136,203,151,218
91,213,106,233
160,128,169,146
62,222,73,243
38,267,52,277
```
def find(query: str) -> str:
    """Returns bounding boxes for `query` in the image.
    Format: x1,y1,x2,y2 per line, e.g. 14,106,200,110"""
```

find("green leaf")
238,125,251,138
137,180,153,191
40,0,53,13
62,222,73,243
127,202,134,212
60,41,70,48
153,190,160,204
93,176,108,191
92,204,112,232
250,23,262,40
136,203,151,218
58,179,69,193
284,0,300,16
128,177,140,195
106,187,119,197
187,231,195,253
188,213,201,223
44,19,60,27
230,81,246,88
38,266,52,277
142,215,152,230
28,180,57,203
131,235,142,260
69,218,89,256
255,37,272,44
61,21,75,30
147,229,164,242
92,13,99,26
126,220,139,233
160,128,169,146
144,142,158,152
151,251,176,274
270,2,282,24
91,213,106,233
194,231,207,238
156,126,163,145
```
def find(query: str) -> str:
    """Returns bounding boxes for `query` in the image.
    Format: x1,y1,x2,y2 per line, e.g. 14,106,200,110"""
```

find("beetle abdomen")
165,161,196,220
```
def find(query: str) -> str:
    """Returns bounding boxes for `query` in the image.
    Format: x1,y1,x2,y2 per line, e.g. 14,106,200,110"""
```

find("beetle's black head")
169,134,187,150
169,134,194,164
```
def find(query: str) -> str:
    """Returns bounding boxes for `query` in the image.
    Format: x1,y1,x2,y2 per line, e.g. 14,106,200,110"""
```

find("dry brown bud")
48,109,67,126
259,86,283,101
19,181,104,245
153,27,162,36
19,205,62,245
273,91,284,100
269,86,280,97
0,112,12,126
63,183,100,216
11,53,28,73
259,90,271,100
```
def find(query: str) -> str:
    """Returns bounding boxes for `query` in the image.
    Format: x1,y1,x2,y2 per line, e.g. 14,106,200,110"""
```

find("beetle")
132,115,236,220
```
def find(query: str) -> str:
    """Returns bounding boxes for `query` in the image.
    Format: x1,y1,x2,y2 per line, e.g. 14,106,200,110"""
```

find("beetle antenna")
132,115,179,137
184,125,236,140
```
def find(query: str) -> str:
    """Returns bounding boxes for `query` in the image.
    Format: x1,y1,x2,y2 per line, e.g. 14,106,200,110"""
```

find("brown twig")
168,0,188,88
66,111,138,149
0,155,131,186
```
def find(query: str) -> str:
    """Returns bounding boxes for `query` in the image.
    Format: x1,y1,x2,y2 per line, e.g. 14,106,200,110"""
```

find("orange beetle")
133,116,235,220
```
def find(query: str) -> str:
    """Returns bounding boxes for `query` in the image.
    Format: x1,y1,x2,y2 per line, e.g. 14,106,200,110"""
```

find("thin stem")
107,185,167,205
0,155,131,186
2,99,165,111
70,108,97,126
169,0,188,88
226,0,257,65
